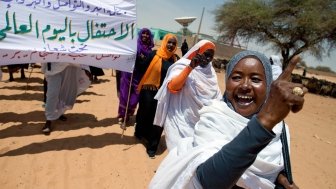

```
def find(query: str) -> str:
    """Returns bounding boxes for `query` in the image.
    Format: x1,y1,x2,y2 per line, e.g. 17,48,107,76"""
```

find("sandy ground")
0,66,335,189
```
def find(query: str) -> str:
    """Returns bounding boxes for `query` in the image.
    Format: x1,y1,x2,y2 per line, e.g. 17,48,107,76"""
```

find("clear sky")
137,0,336,71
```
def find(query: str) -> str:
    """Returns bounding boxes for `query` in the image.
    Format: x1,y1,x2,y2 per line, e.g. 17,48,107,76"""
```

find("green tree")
214,0,336,69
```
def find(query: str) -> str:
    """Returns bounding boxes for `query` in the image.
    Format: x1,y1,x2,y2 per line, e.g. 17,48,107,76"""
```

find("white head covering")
150,50,289,189
153,40,222,150
223,50,273,117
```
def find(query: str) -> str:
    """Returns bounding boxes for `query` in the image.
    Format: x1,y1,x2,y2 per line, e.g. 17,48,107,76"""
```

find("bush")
315,66,334,73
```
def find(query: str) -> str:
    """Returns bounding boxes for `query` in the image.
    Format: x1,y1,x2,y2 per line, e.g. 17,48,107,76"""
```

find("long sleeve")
196,116,275,189
167,66,193,93
135,50,156,75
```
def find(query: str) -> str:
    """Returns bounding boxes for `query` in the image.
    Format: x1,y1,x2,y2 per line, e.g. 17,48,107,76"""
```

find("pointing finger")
277,55,301,81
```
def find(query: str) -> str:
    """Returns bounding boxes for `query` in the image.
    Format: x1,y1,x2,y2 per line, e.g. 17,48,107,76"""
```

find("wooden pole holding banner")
120,71,134,138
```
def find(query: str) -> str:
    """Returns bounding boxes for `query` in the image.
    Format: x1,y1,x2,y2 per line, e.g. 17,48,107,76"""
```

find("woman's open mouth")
235,94,253,106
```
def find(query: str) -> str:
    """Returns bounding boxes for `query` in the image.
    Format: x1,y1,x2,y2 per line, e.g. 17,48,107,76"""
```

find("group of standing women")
127,29,304,189
117,28,304,189
34,25,306,188
117,28,229,159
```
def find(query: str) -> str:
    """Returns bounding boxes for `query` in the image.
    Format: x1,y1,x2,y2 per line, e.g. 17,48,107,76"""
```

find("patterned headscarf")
137,28,154,57
223,50,273,114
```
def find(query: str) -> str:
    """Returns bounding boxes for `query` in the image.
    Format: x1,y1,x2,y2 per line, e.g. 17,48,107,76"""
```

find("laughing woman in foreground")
149,50,306,189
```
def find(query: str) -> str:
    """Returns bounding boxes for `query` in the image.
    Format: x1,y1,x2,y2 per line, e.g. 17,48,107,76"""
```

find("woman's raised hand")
189,48,207,69
257,55,308,131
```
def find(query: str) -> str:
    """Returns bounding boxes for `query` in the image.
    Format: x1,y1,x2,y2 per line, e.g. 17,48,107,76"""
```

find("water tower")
174,17,197,36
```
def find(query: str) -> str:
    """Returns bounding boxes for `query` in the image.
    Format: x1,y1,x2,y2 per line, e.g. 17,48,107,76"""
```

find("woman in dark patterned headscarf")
117,28,154,124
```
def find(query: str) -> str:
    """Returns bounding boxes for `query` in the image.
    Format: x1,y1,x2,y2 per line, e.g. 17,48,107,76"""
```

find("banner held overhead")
0,0,137,72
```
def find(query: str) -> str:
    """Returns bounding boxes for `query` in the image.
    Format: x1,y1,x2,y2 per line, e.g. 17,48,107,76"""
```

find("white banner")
0,0,137,72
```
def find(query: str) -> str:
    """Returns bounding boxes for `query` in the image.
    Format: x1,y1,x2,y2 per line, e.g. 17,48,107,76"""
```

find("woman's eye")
251,77,262,83
231,76,241,81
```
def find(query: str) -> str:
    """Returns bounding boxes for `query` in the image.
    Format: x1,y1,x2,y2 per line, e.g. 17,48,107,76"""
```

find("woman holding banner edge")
117,28,154,124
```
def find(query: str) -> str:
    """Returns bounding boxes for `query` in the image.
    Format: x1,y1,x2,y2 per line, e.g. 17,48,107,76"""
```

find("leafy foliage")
214,0,336,68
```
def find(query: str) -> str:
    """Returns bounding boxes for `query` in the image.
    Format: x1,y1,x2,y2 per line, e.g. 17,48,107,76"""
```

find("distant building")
149,28,175,41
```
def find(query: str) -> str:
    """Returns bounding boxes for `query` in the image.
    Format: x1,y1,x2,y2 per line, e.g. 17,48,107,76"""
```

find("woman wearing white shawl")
154,40,222,150
149,51,306,189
